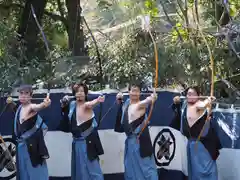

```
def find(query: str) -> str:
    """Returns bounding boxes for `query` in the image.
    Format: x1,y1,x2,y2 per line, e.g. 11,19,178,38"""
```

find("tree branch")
0,3,67,25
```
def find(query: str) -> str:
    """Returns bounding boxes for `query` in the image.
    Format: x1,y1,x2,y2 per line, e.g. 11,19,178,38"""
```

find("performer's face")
186,88,198,104
18,90,32,104
75,86,86,101
129,86,140,101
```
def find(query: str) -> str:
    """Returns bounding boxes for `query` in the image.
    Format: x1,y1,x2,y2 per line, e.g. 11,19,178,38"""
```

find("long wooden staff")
137,15,159,138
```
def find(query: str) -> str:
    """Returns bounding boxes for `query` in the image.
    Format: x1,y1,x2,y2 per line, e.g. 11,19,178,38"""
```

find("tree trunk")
66,0,84,56
17,0,47,64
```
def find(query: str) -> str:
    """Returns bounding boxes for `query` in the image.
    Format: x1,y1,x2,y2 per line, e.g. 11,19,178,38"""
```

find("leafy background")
0,0,239,95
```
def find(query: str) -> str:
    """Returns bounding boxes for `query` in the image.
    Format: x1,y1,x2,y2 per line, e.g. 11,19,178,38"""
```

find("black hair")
220,88,229,98
128,82,143,91
72,82,88,100
185,86,201,96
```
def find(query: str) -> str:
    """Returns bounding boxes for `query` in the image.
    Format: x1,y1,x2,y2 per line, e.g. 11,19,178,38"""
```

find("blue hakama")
68,101,104,180
14,106,49,180
124,136,158,180
187,140,218,180
17,142,48,180
120,99,159,180
71,138,103,180
179,101,220,180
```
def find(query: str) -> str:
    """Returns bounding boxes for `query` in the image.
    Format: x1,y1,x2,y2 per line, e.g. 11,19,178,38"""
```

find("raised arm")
85,95,105,109
114,92,124,133
170,96,182,130
31,96,51,112
172,96,182,111
60,95,70,113
58,97,71,132
196,96,215,110
138,93,157,108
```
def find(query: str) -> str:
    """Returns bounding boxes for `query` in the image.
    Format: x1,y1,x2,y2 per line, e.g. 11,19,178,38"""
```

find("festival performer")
6,84,50,180
59,82,104,180
114,83,159,180
172,86,222,180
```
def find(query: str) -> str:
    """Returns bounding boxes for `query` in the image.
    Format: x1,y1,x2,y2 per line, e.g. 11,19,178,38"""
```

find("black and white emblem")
153,128,176,166
0,138,17,180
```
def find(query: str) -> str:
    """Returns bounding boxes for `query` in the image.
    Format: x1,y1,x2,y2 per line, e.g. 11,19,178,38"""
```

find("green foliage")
144,0,159,17
88,29,153,88
0,0,239,92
